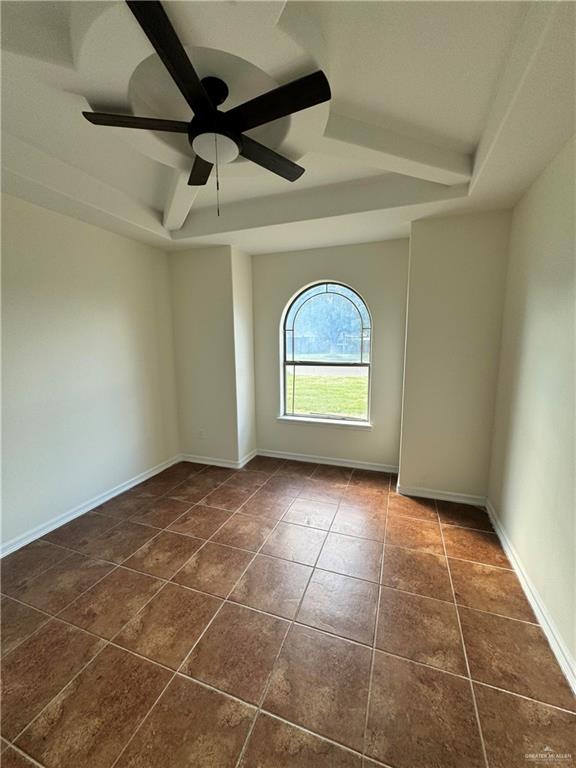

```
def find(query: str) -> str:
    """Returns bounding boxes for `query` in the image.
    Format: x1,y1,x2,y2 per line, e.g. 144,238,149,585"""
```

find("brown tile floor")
1,460,574,768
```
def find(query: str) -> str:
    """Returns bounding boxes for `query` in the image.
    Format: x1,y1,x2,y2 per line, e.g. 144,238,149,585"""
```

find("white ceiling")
1,1,574,254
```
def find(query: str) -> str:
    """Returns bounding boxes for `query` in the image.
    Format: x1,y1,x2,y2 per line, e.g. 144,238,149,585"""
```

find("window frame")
280,281,372,424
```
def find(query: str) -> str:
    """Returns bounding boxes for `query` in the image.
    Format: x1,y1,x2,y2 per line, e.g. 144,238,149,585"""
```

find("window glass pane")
362,329,371,363
327,284,371,328
284,364,369,420
284,363,295,413
285,329,294,362
285,284,326,330
292,292,363,362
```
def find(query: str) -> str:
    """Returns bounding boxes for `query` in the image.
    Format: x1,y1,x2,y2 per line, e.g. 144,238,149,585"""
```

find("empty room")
1,1,574,767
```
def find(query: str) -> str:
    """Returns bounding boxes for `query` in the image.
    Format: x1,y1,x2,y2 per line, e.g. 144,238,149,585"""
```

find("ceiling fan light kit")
81,0,331,195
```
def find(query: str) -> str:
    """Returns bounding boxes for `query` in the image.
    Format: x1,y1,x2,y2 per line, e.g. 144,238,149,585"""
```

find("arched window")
282,282,371,422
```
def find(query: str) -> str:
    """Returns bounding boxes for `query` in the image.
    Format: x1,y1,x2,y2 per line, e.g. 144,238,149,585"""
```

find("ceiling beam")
163,169,201,231
172,173,469,240
470,2,561,195
316,113,472,186
3,133,169,245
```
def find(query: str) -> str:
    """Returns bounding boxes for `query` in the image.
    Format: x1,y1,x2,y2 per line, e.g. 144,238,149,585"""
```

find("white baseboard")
258,448,398,474
486,499,576,696
0,455,184,558
180,449,258,470
397,484,486,506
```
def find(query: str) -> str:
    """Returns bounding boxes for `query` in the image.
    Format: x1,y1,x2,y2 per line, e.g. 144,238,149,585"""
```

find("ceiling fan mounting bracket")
200,76,229,107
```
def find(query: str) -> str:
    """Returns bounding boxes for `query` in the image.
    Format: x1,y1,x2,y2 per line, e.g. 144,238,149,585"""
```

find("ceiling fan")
82,1,332,186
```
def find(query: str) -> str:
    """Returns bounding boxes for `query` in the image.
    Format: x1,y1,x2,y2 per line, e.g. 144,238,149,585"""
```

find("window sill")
277,415,373,430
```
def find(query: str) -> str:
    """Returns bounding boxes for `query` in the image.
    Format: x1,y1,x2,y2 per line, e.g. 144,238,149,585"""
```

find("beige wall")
231,248,257,461
170,246,239,463
2,194,179,546
252,240,409,468
399,212,511,499
488,138,575,663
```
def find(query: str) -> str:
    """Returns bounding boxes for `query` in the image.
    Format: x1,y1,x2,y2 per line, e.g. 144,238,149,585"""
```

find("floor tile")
316,533,383,582
183,602,289,704
339,487,388,513
114,582,221,669
203,485,254,512
1,619,103,739
264,475,305,496
276,460,317,478
43,512,118,553
225,470,270,490
241,490,294,521
240,712,362,768
283,498,338,530
376,587,467,674
2,748,38,767
366,652,485,768
1,597,49,657
443,526,510,567
349,469,390,491
115,675,254,768
243,455,284,474
201,466,236,484
172,542,253,598
313,464,353,483
330,506,386,542
123,531,203,579
380,545,453,601
230,555,312,619
79,521,157,563
167,503,232,538
211,513,276,551
60,567,163,639
298,478,345,504
387,492,438,521
261,522,326,566
158,461,203,481
11,553,113,614
263,625,371,751
168,475,221,504
474,683,576,768
437,500,494,531
1,540,77,595
95,492,148,521
17,645,171,768
449,558,535,621
386,516,444,555
129,497,191,529
129,477,178,498
297,569,378,644
459,607,575,710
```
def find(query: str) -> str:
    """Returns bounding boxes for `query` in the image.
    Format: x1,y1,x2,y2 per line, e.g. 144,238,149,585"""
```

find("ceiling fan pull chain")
214,133,221,217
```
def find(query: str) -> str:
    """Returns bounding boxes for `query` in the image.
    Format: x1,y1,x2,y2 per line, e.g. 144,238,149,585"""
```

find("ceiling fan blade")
188,156,213,186
83,112,189,133
240,135,304,182
225,71,331,133
126,1,213,116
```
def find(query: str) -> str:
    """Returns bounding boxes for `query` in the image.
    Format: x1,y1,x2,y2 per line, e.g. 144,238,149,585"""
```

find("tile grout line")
5,464,575,765
361,472,391,764
0,466,302,660
6,585,574,723
5,742,48,768
438,506,491,768
106,460,296,768
7,463,270,758
232,462,356,767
